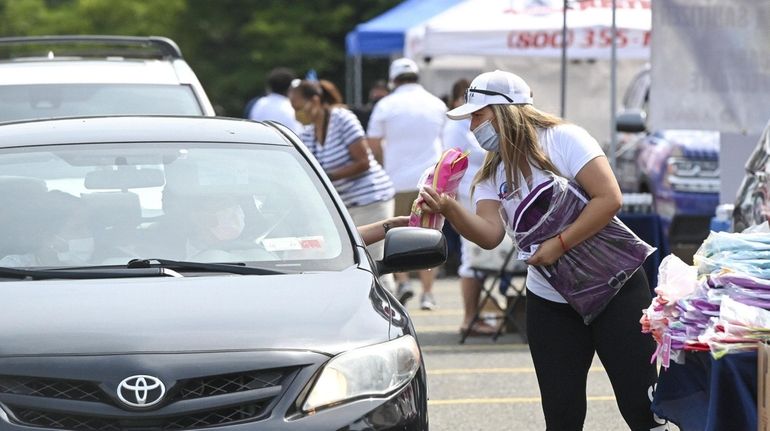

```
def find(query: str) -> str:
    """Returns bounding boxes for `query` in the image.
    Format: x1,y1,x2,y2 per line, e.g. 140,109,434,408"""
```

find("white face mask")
57,237,95,264
472,119,500,152
209,205,245,241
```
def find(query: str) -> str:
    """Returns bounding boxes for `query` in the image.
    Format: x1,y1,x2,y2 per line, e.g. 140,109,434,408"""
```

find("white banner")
650,0,770,134
407,0,651,60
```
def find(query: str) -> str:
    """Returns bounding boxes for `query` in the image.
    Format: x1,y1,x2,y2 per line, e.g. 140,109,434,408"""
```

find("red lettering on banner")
575,0,650,9
598,28,628,48
505,0,649,13
532,32,549,48
580,29,594,49
508,30,574,50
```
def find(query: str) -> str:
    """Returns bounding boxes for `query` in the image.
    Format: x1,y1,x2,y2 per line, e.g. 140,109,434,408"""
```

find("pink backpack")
409,148,470,229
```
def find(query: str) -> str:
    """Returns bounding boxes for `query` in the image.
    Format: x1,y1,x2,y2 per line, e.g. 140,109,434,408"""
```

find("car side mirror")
616,109,647,133
377,227,447,275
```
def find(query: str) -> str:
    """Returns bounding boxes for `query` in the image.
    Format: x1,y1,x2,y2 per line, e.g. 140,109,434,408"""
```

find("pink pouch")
409,148,469,229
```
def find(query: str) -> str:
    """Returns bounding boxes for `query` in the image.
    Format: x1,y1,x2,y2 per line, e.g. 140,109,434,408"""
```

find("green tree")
0,0,185,36
173,0,400,116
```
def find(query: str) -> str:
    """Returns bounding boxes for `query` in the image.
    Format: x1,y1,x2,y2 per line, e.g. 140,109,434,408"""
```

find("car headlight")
302,335,421,413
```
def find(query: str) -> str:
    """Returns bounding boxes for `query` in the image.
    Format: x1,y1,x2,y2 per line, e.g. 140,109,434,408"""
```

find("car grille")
0,368,297,430
0,376,103,402
12,402,267,431
174,369,285,400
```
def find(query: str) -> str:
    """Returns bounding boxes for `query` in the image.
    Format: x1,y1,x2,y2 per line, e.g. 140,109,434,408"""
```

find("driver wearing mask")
186,195,245,256
184,194,275,262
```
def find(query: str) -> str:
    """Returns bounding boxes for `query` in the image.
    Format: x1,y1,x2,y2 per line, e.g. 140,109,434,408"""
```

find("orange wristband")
557,233,569,252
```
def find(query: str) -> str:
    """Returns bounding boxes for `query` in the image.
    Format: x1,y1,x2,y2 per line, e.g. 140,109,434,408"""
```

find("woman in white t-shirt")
419,70,664,431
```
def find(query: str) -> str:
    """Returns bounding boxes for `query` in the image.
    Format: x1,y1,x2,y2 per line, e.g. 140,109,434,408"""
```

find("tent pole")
345,56,353,106
354,55,363,107
560,0,567,118
609,0,618,170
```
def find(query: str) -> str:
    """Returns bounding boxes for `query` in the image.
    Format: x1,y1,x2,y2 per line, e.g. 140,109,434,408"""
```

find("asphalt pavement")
405,273,676,431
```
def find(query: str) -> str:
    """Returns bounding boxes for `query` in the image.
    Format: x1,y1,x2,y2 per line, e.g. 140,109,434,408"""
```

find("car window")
0,84,202,122
0,143,353,271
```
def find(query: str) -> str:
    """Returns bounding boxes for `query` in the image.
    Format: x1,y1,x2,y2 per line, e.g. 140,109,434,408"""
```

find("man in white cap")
367,57,446,310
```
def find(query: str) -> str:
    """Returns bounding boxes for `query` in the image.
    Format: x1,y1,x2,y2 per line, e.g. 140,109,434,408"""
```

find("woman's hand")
419,186,456,214
525,236,564,266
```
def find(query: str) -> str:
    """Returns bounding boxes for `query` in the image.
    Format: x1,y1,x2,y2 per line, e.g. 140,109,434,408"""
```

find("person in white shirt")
367,58,446,310
418,70,664,430
247,67,303,135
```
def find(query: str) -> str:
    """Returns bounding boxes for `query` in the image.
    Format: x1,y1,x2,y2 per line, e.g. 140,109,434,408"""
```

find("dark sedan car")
0,116,446,430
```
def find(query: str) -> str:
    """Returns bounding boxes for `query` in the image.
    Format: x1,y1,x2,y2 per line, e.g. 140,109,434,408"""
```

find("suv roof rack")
0,35,183,60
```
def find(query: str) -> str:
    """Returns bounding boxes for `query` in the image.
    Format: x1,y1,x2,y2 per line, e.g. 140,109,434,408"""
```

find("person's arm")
418,187,506,249
366,103,386,165
368,137,384,166
327,138,371,181
526,156,622,266
358,215,410,246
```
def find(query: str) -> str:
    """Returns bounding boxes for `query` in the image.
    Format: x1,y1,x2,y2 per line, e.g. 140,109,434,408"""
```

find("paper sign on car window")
262,236,324,252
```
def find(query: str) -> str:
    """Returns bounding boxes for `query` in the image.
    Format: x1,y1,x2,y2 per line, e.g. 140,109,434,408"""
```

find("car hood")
0,266,396,357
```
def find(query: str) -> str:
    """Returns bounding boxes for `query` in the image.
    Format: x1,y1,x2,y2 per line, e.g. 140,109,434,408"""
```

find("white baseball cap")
447,70,533,120
388,58,419,81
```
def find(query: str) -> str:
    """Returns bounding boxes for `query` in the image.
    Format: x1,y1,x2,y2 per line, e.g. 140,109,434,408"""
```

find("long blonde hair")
471,104,565,199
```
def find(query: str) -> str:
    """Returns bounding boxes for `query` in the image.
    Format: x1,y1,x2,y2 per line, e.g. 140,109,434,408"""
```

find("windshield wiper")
0,266,181,280
126,258,285,275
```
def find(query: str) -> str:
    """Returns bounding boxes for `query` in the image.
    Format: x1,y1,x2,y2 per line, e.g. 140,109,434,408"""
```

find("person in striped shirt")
289,79,396,277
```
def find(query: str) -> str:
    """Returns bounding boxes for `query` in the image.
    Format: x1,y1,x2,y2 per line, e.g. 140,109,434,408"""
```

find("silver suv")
0,35,215,121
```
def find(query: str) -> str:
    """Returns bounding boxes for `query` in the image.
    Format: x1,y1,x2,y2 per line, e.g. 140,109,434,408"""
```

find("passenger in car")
0,190,94,267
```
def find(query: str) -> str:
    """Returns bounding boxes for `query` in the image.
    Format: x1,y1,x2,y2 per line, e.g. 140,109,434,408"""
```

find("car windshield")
0,84,202,121
0,143,353,272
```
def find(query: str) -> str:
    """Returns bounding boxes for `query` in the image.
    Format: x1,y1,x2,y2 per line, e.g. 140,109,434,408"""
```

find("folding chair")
460,240,528,344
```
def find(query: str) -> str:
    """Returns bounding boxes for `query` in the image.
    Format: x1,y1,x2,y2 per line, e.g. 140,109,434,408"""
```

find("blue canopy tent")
344,0,462,105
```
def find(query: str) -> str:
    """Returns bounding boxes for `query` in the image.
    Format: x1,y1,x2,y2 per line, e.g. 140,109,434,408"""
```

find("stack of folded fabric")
641,228,770,367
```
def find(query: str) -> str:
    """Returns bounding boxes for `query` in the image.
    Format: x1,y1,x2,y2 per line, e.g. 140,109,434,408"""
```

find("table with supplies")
652,350,758,431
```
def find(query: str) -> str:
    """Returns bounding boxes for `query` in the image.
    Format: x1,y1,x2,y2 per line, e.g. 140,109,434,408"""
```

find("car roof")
0,35,195,85
0,116,295,148
0,59,197,86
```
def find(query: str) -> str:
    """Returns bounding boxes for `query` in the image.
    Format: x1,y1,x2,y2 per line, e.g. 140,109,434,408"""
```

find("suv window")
0,84,203,121
0,36,215,121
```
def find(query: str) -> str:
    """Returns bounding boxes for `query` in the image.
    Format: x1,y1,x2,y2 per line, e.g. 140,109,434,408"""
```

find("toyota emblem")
117,375,166,408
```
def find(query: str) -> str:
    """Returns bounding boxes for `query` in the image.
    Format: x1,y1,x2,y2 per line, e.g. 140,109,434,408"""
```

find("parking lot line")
421,344,531,352
427,366,605,375
408,309,464,316
428,395,616,405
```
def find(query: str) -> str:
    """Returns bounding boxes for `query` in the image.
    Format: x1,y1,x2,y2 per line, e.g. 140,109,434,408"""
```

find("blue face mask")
472,119,500,152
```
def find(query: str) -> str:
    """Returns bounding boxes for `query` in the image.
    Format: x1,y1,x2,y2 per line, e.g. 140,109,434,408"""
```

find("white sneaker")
420,293,437,310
